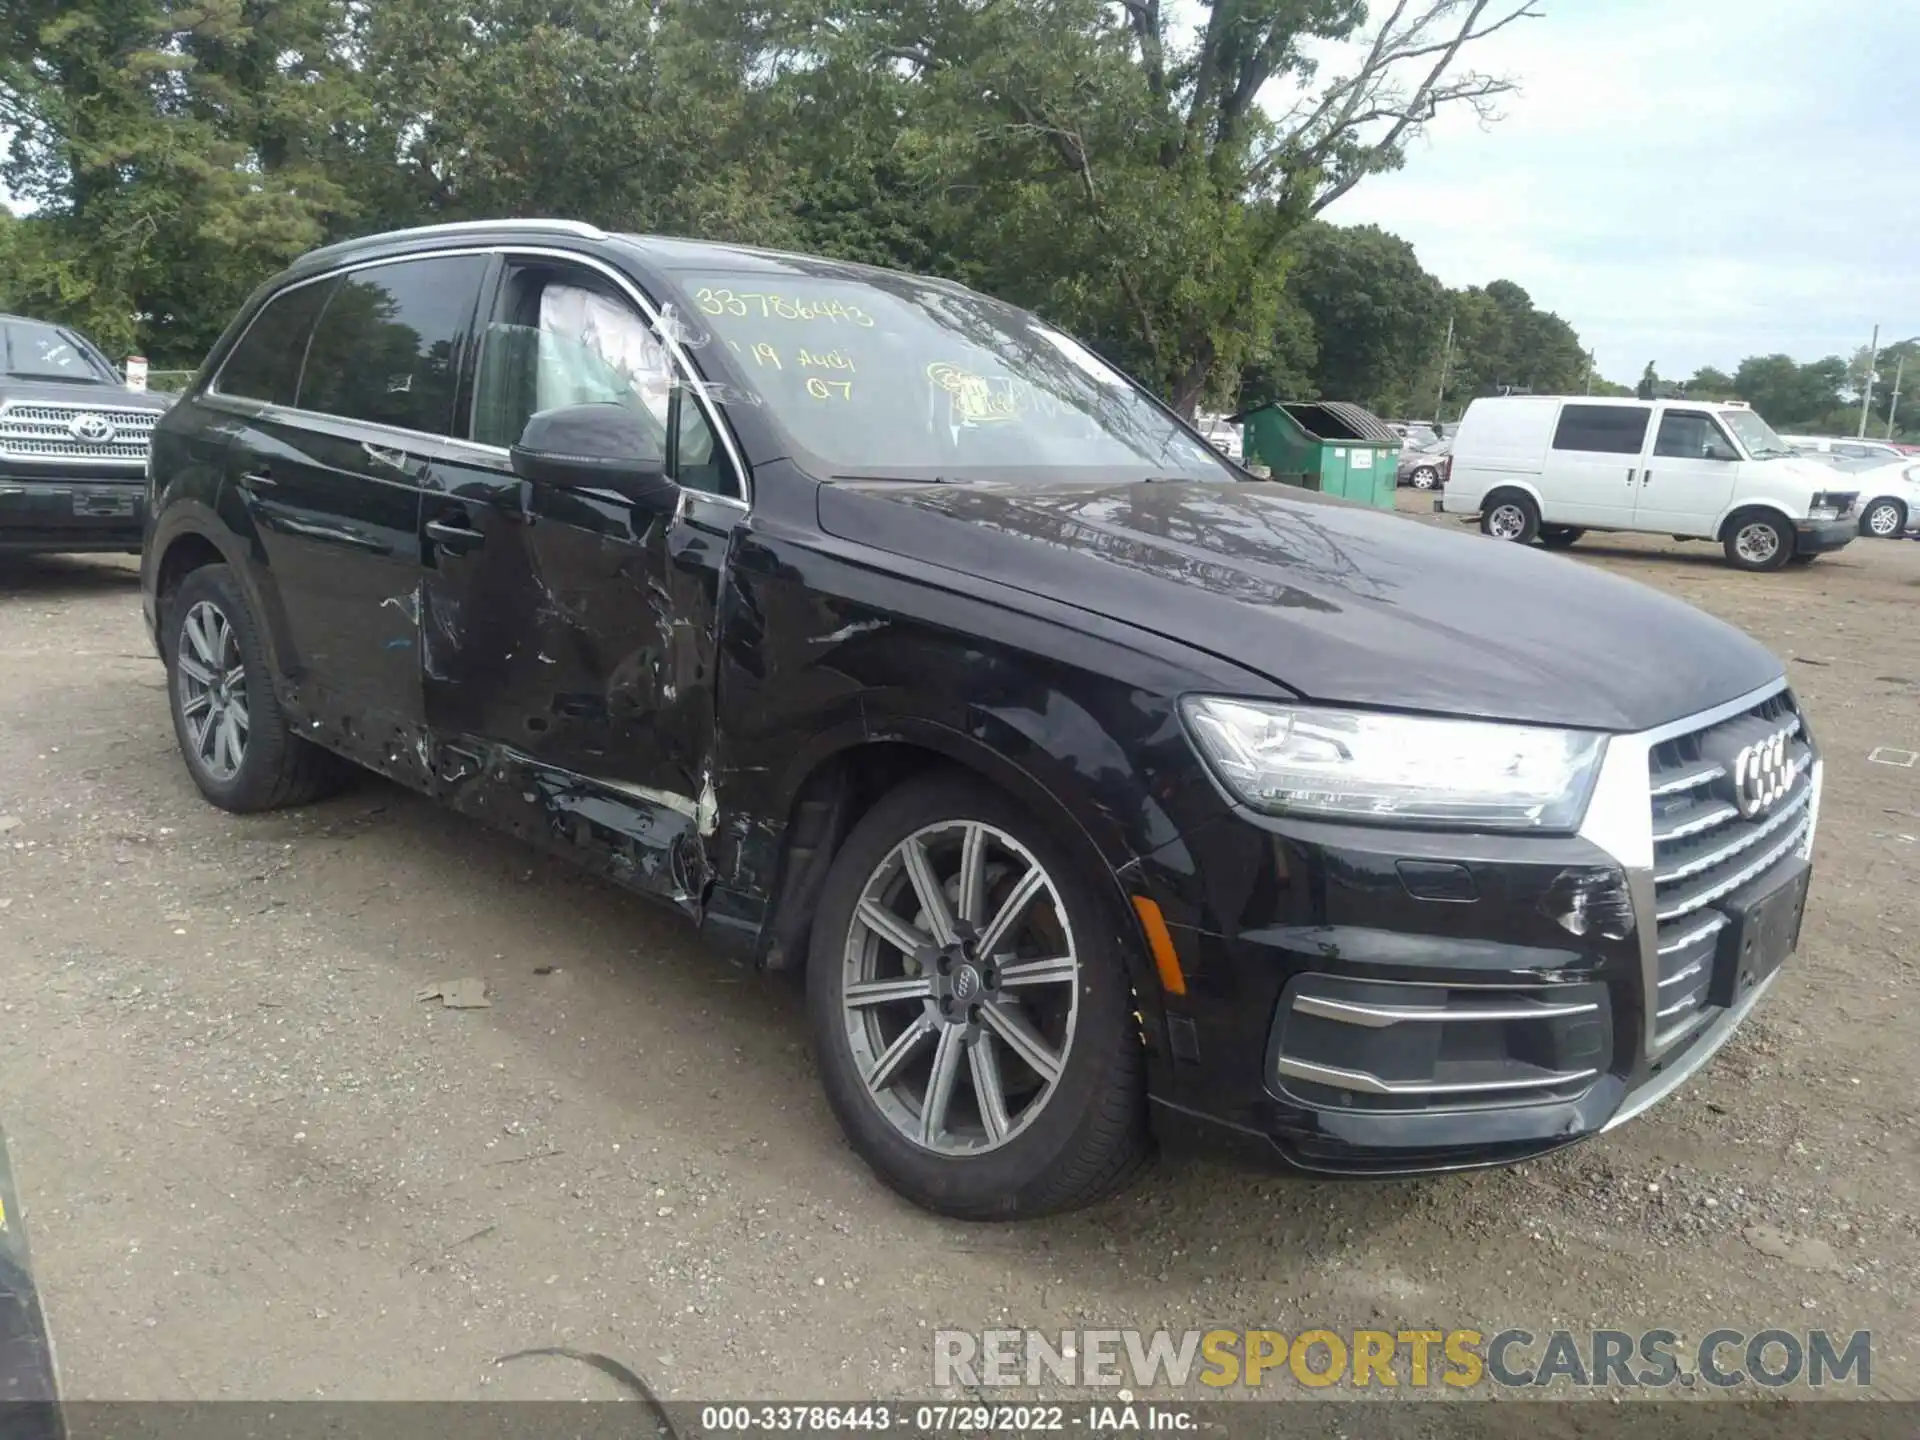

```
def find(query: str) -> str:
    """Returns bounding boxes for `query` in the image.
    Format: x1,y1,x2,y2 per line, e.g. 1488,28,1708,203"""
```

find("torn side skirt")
434,742,713,918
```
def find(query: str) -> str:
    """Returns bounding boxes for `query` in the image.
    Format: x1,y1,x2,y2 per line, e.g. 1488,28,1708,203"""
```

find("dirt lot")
2,512,1917,1402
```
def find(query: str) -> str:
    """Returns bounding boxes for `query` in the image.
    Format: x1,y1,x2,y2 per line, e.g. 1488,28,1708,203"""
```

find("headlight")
1180,698,1607,831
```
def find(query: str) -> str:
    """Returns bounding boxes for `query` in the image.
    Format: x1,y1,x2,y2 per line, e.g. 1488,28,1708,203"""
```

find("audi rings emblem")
68,413,117,445
1732,728,1794,818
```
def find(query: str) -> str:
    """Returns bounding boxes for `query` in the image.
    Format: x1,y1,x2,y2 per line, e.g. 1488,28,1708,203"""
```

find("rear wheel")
807,772,1151,1219
1723,512,1794,572
1539,525,1585,550
1480,491,1540,544
166,565,349,811
1861,498,1906,538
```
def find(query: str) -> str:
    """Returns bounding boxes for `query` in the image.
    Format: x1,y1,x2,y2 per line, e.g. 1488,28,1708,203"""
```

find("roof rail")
300,217,607,266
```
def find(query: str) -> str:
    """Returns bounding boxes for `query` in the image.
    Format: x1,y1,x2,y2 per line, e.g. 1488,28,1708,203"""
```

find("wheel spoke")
177,653,216,687
228,694,249,735
956,823,989,928
981,999,1062,1084
919,1026,965,1146
210,613,234,667
864,1014,934,1094
968,1032,1012,1144
855,898,934,960
224,662,246,689
214,712,239,773
191,708,218,763
184,608,217,668
901,836,958,946
845,975,933,1009
976,866,1046,960
996,955,1077,989
180,690,213,719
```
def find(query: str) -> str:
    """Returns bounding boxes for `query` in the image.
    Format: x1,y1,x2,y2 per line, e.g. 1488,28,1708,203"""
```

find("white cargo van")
1443,396,1861,571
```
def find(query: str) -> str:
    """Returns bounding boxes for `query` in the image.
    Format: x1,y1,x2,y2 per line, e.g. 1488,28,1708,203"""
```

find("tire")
1539,525,1585,550
1480,491,1540,544
1722,511,1794,572
165,564,349,811
1409,466,1440,490
1861,498,1906,538
806,772,1151,1219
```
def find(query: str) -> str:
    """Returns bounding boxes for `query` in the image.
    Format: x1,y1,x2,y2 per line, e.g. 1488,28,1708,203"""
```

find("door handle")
1626,468,1637,484
1643,470,1653,485
426,517,487,552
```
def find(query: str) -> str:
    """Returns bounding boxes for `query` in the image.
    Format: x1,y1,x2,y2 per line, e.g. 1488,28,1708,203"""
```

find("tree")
1283,221,1446,415
793,0,1544,411
1731,354,1847,431
1686,366,1737,401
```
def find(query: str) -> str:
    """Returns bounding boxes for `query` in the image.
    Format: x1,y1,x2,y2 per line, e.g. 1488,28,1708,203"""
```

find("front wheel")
1409,466,1441,490
807,773,1151,1219
1723,512,1794,572
1861,498,1906,538
1481,492,1540,544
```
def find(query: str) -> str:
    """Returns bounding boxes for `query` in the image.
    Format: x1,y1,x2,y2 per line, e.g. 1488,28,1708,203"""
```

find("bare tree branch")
1119,0,1165,99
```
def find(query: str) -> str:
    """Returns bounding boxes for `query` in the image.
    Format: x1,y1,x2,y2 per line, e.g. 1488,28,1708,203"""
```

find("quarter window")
297,255,488,435
215,280,336,405
1552,404,1652,455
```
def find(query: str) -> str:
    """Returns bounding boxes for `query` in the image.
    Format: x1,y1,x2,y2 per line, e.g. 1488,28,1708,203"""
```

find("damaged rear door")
420,249,747,914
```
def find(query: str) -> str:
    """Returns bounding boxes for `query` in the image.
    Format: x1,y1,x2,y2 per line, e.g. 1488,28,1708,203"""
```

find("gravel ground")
1,515,1916,1403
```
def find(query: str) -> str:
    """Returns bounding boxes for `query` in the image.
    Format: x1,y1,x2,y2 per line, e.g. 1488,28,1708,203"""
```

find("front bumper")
0,470,146,553
1794,516,1856,554
1137,680,1819,1176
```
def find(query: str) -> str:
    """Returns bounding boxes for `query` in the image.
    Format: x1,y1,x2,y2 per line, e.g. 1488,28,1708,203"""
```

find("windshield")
1,319,117,384
1721,408,1794,459
668,271,1233,483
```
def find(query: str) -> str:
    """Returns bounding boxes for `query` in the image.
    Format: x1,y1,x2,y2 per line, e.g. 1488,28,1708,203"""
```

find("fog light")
1542,867,1635,941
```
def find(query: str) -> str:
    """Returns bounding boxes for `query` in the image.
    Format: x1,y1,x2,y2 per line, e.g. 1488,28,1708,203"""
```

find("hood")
816,480,1784,732
0,376,172,412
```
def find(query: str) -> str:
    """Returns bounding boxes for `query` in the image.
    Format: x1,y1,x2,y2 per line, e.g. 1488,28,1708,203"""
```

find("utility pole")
1582,351,1594,395
1858,324,1880,438
1432,314,1455,422
1887,353,1907,440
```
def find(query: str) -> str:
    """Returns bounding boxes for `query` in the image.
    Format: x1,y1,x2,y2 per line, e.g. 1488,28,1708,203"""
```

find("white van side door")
1539,402,1653,527
1632,406,1742,536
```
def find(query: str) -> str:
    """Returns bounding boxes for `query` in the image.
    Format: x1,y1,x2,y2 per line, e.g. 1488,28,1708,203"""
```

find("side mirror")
510,402,677,512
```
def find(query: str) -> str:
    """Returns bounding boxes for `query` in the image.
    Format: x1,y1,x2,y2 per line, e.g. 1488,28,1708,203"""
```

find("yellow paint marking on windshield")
805,378,853,401
693,288,875,326
750,342,782,370
798,347,856,373
928,363,1019,425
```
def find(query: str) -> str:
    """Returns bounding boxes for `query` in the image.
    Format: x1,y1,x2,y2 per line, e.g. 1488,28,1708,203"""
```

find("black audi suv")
141,220,1822,1218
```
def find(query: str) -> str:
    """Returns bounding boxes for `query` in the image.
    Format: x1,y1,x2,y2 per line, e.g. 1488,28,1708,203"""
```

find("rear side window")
1552,404,1652,455
216,280,336,405
298,254,488,435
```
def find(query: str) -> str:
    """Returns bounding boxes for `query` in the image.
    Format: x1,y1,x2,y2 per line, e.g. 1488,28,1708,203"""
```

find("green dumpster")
1228,400,1401,509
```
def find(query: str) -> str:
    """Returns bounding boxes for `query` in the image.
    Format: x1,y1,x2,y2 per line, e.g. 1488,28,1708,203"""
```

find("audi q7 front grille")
1645,689,1813,1054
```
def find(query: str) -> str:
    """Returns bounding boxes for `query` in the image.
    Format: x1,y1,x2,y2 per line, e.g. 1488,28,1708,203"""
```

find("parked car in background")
1195,415,1243,462
142,219,1824,1217
1397,436,1450,490
1389,420,1441,450
1,312,171,554
1444,396,1858,570
1782,435,1908,469
1830,459,1920,538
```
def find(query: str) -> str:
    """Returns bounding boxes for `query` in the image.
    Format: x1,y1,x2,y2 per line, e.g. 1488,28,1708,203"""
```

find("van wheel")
806,772,1151,1219
1723,512,1794,572
1481,492,1539,543
166,565,350,811
1539,526,1584,549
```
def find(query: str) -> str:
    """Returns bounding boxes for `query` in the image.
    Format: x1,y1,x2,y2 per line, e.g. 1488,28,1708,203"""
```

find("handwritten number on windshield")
694,288,875,328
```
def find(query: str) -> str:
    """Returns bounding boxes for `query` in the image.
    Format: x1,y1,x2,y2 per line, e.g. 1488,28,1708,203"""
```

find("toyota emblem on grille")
68,412,117,445
1732,729,1794,818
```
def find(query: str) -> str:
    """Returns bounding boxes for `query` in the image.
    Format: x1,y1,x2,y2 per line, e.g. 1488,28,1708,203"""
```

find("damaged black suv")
143,220,1823,1219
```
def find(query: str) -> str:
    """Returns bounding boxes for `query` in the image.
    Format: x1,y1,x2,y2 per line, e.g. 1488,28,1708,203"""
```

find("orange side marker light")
1131,895,1187,996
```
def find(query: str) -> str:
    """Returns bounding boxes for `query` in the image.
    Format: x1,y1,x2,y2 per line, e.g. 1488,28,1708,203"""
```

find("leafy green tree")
1685,366,1737,400
1284,222,1446,415
1731,354,1847,431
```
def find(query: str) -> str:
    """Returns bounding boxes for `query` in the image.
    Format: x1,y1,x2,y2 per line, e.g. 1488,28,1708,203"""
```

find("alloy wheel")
1488,504,1527,540
840,820,1080,1156
1412,468,1439,490
1734,522,1781,566
176,600,249,782
1867,502,1901,537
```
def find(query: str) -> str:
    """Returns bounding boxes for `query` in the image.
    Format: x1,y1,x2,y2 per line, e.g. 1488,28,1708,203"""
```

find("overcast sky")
1324,0,1919,385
